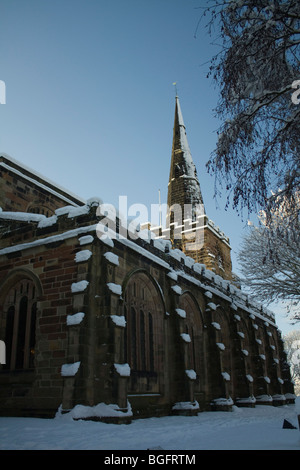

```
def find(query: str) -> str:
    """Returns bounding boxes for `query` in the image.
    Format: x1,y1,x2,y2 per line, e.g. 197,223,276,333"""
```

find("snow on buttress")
111,315,126,327
172,401,199,411
167,270,178,281
175,308,186,318
185,369,197,380
61,361,81,377
222,372,231,381
58,401,133,419
99,233,114,247
207,302,217,310
114,363,131,377
78,235,94,246
107,283,122,296
67,312,85,326
103,252,119,266
171,285,182,295
180,333,191,343
75,250,92,263
71,280,89,293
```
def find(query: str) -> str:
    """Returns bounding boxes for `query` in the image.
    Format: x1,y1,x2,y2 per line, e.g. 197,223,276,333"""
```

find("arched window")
2,280,38,370
27,203,53,217
123,272,164,393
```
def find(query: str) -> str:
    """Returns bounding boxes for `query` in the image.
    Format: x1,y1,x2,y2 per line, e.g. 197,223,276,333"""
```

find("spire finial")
173,82,178,97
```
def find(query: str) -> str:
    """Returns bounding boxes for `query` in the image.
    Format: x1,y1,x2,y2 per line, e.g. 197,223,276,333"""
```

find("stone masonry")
0,200,295,420
0,97,295,421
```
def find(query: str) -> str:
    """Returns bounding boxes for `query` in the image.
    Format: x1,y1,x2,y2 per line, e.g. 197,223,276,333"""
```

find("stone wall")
0,206,93,416
0,154,84,214
0,202,295,420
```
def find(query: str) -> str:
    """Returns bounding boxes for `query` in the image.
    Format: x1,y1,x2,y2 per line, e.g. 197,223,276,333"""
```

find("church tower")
166,96,233,280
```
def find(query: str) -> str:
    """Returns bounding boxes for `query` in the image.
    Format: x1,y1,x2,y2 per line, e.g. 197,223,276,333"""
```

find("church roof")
0,153,86,207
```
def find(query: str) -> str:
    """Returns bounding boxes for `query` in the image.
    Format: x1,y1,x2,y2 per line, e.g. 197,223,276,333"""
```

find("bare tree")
237,222,300,321
283,330,300,395
200,0,300,231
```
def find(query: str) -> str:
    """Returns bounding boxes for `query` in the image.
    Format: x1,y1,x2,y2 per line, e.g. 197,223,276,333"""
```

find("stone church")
0,97,295,421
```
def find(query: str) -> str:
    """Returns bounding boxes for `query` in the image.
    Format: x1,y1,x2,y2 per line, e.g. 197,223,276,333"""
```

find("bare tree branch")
201,0,300,232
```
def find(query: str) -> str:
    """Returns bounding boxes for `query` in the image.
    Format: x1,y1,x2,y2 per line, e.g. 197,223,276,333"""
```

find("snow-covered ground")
0,398,299,451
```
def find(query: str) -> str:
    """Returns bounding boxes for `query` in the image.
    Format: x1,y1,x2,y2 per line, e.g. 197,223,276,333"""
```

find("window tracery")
2,279,37,370
123,272,164,393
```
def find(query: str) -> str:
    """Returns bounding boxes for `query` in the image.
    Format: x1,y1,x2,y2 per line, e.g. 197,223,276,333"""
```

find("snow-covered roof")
0,199,276,326
0,153,86,206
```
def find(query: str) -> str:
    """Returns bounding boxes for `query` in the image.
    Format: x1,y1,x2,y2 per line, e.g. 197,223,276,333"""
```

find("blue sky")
0,0,296,333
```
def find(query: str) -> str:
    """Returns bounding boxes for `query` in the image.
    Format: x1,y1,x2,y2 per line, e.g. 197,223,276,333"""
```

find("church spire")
160,95,232,279
167,96,204,220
